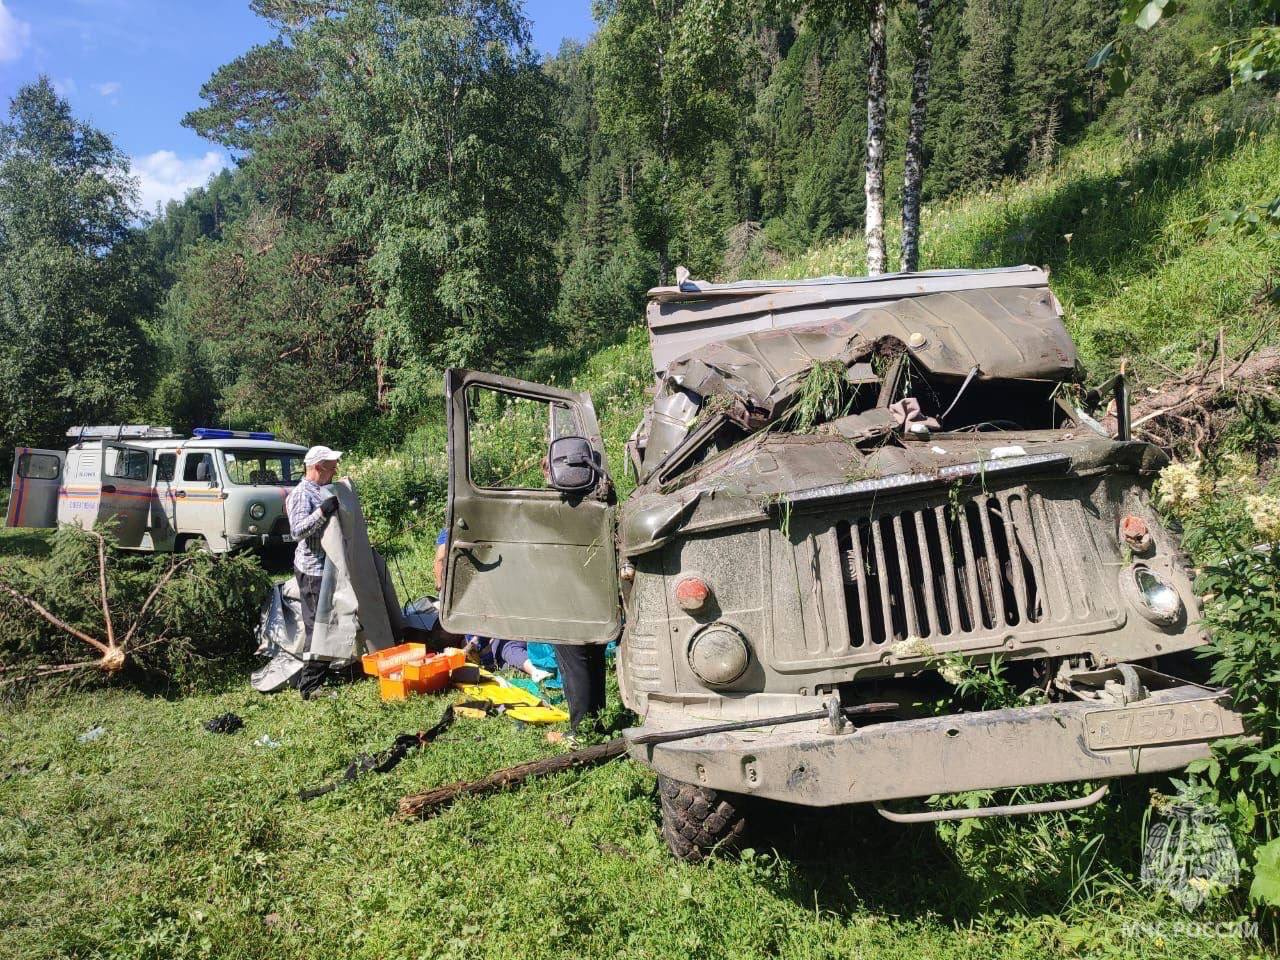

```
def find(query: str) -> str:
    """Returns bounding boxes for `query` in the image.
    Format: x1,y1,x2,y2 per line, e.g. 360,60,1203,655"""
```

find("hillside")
359,120,1280,600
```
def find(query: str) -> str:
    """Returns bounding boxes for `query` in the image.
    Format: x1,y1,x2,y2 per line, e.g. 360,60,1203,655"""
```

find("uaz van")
6,426,307,553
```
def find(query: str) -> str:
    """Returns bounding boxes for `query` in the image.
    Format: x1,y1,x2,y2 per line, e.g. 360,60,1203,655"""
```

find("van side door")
172,449,227,551
5,448,65,528
98,443,154,548
150,451,179,551
441,370,622,644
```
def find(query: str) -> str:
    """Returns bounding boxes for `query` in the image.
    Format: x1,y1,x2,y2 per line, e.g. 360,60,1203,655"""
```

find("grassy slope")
4,126,1280,959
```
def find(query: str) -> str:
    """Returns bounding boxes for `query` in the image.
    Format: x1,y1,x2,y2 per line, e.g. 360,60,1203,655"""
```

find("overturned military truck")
438,265,1246,861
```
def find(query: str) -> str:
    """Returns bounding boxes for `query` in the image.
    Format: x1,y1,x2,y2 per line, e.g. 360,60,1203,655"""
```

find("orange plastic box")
378,673,411,700
361,643,426,678
403,649,466,694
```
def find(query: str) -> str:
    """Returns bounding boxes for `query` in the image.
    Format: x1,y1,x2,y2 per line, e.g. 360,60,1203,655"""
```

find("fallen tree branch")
88,530,115,650
0,659,103,687
0,579,110,656
397,737,628,819
121,557,193,647
1104,345,1280,453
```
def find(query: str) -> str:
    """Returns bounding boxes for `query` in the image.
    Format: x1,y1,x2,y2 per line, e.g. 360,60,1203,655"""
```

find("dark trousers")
295,571,327,696
295,571,323,647
553,643,607,732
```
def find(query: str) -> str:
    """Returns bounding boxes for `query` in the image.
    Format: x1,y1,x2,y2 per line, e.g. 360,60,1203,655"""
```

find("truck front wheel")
657,775,749,862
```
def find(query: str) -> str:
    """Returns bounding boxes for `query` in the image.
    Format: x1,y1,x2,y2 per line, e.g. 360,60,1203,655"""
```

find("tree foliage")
4,1,1274,450
0,78,156,453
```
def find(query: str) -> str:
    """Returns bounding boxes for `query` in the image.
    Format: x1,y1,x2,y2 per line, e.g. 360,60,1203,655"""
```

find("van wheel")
180,536,210,553
657,775,749,862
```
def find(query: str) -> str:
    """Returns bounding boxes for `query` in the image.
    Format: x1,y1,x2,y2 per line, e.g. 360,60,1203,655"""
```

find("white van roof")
71,437,308,455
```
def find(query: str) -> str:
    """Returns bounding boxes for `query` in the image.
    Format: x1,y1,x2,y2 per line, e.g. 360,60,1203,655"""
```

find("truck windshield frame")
220,450,302,486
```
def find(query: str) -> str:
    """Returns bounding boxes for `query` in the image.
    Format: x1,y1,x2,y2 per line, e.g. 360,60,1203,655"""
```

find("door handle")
101,484,116,494
175,491,187,499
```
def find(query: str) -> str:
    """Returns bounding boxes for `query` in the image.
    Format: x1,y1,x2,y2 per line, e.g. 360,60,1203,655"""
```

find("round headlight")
688,623,750,686
1131,566,1183,625
249,501,266,520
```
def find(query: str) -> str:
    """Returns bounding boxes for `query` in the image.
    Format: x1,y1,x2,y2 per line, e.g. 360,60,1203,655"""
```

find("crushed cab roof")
658,286,1076,426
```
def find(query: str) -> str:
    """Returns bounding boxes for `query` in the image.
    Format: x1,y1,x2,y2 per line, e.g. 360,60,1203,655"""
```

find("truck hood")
619,430,1167,557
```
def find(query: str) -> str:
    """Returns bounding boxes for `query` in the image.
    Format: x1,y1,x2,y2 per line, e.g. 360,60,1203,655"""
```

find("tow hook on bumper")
626,680,1245,807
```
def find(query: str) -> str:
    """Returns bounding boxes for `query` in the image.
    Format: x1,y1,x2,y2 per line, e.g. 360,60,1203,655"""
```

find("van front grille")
837,485,1107,648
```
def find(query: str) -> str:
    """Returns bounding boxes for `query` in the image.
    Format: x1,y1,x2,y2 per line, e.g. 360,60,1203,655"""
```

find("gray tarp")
252,478,401,691
308,479,401,660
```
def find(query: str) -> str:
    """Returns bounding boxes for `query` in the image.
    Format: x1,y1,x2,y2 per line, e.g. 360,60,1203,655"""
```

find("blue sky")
0,1,595,214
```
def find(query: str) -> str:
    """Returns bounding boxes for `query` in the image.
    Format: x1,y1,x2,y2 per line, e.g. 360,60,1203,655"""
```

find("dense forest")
1,0,1277,453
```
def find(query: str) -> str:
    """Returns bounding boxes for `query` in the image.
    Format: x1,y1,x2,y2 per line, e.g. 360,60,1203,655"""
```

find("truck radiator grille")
837,486,1103,648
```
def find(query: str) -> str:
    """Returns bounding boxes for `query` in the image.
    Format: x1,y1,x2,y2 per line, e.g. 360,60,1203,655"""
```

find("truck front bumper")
625,683,1245,806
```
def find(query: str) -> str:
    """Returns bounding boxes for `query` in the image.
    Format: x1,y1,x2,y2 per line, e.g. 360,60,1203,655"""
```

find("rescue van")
6,426,307,553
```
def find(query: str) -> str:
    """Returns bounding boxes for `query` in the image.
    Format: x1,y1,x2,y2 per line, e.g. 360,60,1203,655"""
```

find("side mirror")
1086,370,1131,442
547,436,598,493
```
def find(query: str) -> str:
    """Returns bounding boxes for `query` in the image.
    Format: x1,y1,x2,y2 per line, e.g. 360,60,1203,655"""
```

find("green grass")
0,672,1267,960
0,527,51,568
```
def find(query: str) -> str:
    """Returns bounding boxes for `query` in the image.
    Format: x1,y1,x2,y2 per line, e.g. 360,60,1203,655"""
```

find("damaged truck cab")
440,266,1245,860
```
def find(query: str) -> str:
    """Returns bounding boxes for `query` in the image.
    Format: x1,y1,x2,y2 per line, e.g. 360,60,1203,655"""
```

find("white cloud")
0,1,31,63
130,150,229,214
52,76,77,97
94,81,122,97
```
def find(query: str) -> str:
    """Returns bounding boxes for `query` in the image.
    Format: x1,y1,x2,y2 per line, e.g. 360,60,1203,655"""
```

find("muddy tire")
657,775,749,862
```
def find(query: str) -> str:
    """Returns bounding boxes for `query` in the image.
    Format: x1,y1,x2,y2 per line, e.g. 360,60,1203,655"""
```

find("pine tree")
957,0,1012,187
0,78,155,451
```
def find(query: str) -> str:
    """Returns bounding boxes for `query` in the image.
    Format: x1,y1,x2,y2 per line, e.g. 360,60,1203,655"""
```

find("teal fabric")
527,643,557,671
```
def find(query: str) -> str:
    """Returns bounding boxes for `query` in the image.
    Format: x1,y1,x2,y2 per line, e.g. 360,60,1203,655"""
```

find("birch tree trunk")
864,0,888,275
901,0,934,273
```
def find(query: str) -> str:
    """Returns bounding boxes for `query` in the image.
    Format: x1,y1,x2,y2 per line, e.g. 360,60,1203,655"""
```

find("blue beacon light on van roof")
192,428,276,441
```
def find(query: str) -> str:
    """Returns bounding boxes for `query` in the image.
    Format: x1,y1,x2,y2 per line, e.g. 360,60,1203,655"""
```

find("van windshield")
221,451,303,486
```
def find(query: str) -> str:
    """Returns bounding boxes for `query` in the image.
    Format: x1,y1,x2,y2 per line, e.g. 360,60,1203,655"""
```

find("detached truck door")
98,443,154,548
441,369,622,644
5,448,65,528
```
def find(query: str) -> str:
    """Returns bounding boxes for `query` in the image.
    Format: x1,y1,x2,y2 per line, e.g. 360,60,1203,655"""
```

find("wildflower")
892,636,935,660
1154,461,1209,517
937,657,969,686
1245,493,1280,542
1213,452,1256,497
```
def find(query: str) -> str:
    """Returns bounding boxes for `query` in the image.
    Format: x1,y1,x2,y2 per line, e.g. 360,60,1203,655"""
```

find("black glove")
319,495,340,518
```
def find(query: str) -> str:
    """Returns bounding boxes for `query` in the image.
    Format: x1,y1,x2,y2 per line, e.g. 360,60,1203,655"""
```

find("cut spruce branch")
398,737,627,819
0,552,193,684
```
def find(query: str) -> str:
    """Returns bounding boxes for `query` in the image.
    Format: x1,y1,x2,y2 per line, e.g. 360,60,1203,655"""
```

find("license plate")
1085,699,1241,750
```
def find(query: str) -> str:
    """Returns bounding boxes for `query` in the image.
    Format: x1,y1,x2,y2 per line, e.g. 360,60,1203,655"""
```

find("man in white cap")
286,445,343,695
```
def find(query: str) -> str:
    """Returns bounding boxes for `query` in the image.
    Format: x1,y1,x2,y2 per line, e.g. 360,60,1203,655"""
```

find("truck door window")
155,453,176,483
104,448,151,481
182,453,216,483
466,384,576,490
17,453,60,480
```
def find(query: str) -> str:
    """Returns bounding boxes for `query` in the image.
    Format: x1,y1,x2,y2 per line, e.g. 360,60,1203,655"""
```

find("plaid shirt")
286,479,331,577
